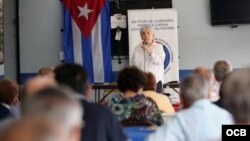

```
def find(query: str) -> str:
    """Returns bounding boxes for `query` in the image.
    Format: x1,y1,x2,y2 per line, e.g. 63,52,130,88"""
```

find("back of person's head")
193,67,214,81
23,76,57,99
213,60,232,82
54,63,88,95
22,86,83,131
193,66,215,91
0,79,19,106
0,116,68,141
38,66,55,78
218,73,232,99
118,66,147,93
143,72,156,91
221,68,250,124
180,74,210,108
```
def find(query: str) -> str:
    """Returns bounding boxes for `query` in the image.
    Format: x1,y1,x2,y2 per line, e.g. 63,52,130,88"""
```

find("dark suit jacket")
213,99,226,110
79,99,128,141
0,104,12,121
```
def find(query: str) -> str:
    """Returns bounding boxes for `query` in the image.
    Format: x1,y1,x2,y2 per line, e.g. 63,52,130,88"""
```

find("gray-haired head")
22,86,83,132
0,116,68,141
140,24,154,35
140,24,155,45
193,66,215,91
213,60,232,82
180,74,210,108
222,68,250,124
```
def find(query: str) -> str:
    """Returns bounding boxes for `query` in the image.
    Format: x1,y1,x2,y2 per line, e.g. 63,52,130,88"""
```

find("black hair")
117,66,147,93
54,63,88,94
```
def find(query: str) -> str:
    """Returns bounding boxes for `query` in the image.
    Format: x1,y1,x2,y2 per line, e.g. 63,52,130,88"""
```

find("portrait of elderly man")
131,24,165,93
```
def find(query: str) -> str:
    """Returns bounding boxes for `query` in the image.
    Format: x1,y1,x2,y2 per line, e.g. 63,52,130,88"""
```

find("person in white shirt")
131,25,165,93
213,60,232,92
213,60,232,108
146,74,233,141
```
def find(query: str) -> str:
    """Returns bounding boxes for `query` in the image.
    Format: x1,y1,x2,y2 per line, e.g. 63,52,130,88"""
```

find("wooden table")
92,83,118,102
163,81,180,94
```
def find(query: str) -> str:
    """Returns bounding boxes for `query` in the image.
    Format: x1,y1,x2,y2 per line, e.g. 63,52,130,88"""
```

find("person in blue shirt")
146,74,233,141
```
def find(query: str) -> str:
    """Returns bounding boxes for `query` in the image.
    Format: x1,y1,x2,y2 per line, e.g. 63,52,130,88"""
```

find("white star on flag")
78,3,94,20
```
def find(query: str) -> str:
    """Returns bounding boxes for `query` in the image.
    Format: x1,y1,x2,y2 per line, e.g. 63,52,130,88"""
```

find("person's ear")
12,95,19,106
85,84,92,97
180,96,187,109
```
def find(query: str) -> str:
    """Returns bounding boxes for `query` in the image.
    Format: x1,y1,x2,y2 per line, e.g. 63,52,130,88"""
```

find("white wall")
173,0,250,69
19,0,63,73
0,63,3,75
4,0,250,80
4,0,16,79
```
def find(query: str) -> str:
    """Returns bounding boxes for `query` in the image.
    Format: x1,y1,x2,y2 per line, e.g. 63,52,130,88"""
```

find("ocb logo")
226,129,246,136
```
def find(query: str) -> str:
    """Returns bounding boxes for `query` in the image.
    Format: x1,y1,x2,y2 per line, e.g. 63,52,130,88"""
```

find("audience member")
105,66,163,126
213,60,233,96
222,68,250,124
38,66,55,79
12,76,58,118
0,116,68,141
0,79,19,120
143,72,175,113
213,73,231,109
22,87,83,141
193,66,217,101
146,74,233,141
54,63,128,141
23,76,57,98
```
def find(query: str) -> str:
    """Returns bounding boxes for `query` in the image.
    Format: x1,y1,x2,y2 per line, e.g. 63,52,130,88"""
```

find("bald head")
24,76,57,97
193,66,215,88
38,67,55,79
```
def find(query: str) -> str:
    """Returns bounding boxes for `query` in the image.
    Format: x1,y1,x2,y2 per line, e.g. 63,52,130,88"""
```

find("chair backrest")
121,119,155,127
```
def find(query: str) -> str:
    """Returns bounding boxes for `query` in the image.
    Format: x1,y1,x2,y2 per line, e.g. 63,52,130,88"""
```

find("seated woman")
105,66,163,126
143,72,175,113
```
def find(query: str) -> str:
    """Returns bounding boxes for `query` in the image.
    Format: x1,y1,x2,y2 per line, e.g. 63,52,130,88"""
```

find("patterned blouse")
105,94,163,126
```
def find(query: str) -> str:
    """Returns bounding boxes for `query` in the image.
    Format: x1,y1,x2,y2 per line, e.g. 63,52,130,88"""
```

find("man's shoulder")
80,100,112,114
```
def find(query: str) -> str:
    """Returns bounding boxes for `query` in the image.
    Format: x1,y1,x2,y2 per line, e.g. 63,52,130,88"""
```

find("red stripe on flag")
63,0,106,38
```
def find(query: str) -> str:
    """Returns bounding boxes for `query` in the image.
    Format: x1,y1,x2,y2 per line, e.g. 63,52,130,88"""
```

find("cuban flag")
63,0,112,83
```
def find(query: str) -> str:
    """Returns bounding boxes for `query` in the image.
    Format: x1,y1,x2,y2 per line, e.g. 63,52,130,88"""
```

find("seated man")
38,66,55,79
0,116,69,141
146,74,233,141
0,79,19,120
21,87,83,141
222,67,250,125
54,63,128,141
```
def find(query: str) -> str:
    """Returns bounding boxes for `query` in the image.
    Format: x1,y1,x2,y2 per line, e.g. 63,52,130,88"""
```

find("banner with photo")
128,8,179,83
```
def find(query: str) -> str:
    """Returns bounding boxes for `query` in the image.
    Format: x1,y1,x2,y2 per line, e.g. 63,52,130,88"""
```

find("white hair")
213,60,233,81
140,24,154,34
22,86,83,132
180,74,210,106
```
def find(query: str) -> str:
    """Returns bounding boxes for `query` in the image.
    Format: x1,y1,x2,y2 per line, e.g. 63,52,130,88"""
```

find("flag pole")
15,0,21,84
